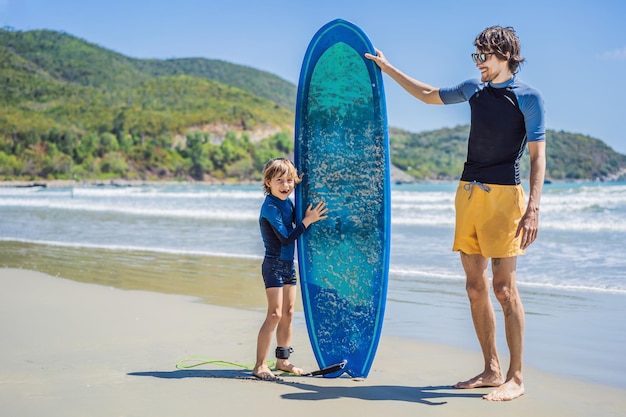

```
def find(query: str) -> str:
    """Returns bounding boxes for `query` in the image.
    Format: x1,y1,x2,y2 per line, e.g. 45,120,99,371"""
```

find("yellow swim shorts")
452,181,527,258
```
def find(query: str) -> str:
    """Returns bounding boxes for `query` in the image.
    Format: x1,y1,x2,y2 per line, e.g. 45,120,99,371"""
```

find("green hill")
1,27,625,183
0,28,296,109
0,28,295,141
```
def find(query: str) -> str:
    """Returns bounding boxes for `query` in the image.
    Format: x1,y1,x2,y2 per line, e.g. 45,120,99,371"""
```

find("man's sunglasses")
471,52,496,64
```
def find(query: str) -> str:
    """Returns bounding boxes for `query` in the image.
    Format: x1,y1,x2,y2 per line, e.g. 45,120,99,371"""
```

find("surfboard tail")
302,360,347,377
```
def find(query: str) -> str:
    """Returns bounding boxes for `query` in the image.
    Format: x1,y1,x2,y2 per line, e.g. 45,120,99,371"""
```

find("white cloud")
600,47,626,61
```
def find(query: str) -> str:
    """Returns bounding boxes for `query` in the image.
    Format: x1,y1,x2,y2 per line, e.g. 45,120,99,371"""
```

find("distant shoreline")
1,177,623,188
0,179,263,188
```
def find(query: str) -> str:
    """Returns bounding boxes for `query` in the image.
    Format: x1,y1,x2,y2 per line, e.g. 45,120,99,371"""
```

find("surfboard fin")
302,360,347,377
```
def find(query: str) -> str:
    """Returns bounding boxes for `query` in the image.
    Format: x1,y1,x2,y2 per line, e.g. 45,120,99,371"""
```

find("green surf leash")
175,356,275,372
175,355,347,377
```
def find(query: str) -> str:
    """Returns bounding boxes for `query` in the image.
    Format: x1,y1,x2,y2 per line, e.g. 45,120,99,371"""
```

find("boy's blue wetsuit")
439,77,545,185
259,194,307,288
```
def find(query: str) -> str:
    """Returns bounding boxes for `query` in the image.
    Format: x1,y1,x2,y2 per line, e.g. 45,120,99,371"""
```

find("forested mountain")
0,28,296,109
0,27,296,181
1,28,625,182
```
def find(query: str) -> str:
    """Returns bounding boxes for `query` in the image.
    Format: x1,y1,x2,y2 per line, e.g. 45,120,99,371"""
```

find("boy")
254,158,328,380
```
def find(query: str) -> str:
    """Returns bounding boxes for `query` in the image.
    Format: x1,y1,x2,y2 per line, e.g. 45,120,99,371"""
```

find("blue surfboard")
294,19,391,379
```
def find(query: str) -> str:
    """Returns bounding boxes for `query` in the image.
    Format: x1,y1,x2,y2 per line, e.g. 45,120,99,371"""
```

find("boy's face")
266,174,295,200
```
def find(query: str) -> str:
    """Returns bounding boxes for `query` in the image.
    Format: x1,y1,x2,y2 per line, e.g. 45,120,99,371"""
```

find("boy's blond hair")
262,158,302,195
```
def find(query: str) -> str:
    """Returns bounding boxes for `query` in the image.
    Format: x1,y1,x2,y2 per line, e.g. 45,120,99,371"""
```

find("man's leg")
454,252,504,389
483,256,525,401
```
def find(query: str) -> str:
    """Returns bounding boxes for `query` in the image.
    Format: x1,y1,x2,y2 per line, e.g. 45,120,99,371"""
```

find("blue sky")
2,0,625,153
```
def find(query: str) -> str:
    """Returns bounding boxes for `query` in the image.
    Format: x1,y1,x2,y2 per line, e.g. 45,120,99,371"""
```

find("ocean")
1,181,625,388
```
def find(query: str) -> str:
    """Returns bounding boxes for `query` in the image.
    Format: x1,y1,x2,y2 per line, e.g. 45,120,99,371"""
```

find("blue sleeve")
261,201,306,246
439,79,482,104
516,85,546,142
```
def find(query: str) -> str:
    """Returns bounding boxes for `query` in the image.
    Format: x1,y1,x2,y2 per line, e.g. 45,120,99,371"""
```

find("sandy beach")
1,268,624,417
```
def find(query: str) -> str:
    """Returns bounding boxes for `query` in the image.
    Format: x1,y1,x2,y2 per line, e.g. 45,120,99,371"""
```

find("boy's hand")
303,201,328,227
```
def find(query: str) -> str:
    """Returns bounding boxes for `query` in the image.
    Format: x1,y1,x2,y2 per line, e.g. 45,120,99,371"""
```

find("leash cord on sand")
175,355,348,377
175,356,278,372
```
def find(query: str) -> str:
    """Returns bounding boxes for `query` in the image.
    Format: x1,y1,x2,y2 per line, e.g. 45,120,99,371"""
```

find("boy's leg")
275,284,303,375
254,287,282,379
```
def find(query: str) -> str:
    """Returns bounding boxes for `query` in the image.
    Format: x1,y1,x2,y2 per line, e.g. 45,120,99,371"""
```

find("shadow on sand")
128,369,484,406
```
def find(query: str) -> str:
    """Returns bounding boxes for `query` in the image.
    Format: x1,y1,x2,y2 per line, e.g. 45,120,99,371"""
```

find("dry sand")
1,268,624,417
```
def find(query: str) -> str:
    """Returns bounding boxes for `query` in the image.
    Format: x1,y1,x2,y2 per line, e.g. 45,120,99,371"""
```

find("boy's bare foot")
275,359,303,375
483,379,525,401
253,364,278,381
453,371,504,389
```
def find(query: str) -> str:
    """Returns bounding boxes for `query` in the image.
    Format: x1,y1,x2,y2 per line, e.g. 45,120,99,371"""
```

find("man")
366,26,546,401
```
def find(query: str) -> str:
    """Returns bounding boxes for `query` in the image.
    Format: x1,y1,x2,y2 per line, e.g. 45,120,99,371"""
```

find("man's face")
473,50,511,83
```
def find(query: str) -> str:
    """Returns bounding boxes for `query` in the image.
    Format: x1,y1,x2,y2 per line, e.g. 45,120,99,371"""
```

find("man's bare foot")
275,359,303,375
453,372,504,389
253,364,278,381
483,379,525,401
